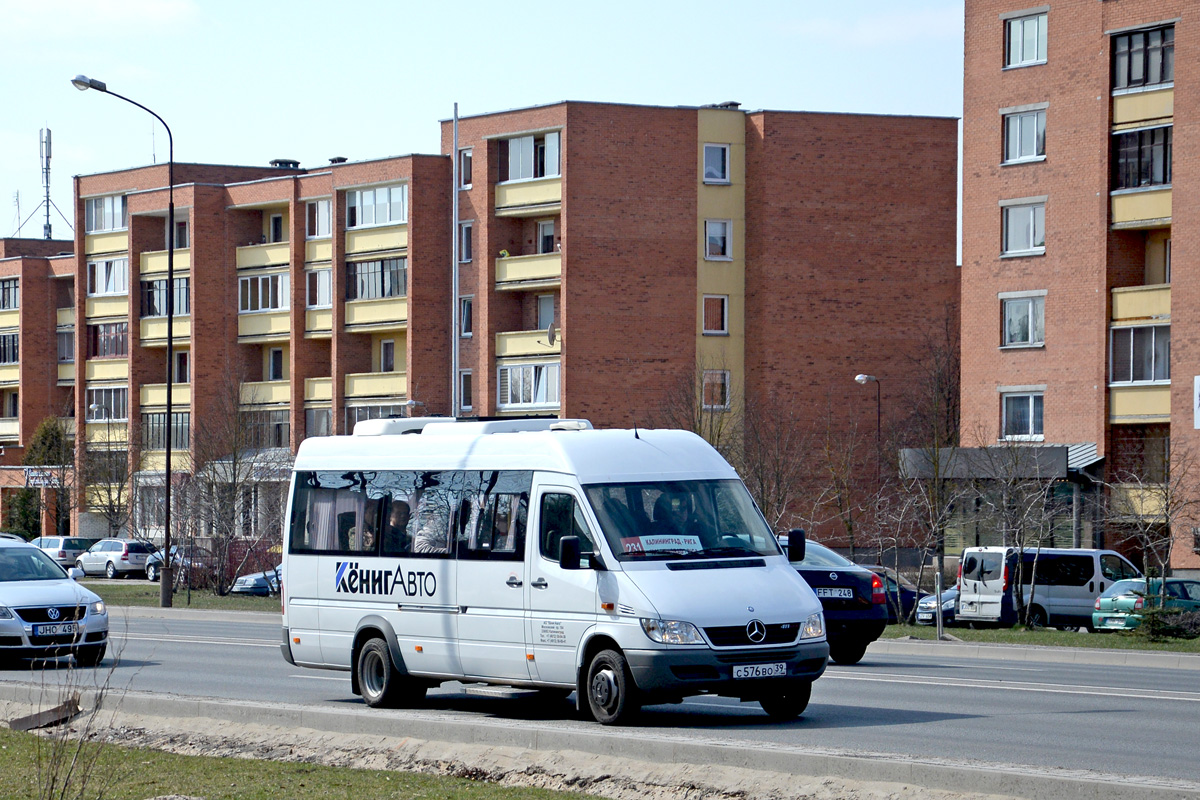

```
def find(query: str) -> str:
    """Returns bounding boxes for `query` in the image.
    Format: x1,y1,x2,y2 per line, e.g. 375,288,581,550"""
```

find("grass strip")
83,580,279,612
882,622,1200,653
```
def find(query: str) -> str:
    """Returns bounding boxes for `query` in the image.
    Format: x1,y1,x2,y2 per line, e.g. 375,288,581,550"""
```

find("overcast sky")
0,0,964,240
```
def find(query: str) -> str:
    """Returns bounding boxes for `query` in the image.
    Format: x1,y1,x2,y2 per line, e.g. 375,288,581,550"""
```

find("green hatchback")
1092,578,1200,630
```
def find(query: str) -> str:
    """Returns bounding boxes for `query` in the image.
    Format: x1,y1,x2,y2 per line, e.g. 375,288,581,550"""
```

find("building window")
703,295,728,335
267,348,285,381
460,370,473,411
239,273,289,312
702,370,731,410
306,199,331,238
3,391,17,418
459,148,473,189
1113,26,1174,90
85,387,128,421
705,220,731,260
499,132,560,182
346,258,406,301
305,407,331,439
306,268,332,308
1165,239,1172,283
497,362,559,409
704,144,730,183
1002,295,1045,347
83,195,127,233
173,350,189,383
86,258,128,296
172,219,189,249
1005,13,1047,68
380,339,395,373
537,294,555,331
1002,393,1043,440
140,276,189,317
142,411,189,450
0,333,17,365
1003,110,1046,163
537,220,556,254
460,296,473,337
1113,126,1171,190
1001,203,1045,255
244,409,290,449
346,184,408,228
57,330,74,363
0,278,18,309
87,322,128,359
459,221,472,263
345,404,406,430
269,214,285,243
1111,325,1169,384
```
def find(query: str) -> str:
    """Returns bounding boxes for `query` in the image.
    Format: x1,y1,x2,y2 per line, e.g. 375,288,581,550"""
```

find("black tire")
1057,624,1081,633
356,638,424,708
74,644,106,668
1026,606,1048,629
828,639,868,665
759,681,812,721
105,561,118,580
146,563,158,583
75,560,86,575
585,648,640,725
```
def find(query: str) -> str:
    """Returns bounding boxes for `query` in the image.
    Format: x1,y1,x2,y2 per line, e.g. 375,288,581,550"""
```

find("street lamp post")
855,373,882,486
73,75,176,607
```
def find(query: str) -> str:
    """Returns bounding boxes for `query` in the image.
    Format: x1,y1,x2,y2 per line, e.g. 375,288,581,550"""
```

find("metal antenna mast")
39,128,52,239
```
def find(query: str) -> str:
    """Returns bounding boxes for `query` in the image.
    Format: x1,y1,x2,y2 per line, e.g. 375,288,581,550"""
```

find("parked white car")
0,539,109,667
76,538,154,579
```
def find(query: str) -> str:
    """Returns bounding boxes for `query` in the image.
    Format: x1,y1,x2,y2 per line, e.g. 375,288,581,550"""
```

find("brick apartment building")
2,100,957,541
962,1,1199,574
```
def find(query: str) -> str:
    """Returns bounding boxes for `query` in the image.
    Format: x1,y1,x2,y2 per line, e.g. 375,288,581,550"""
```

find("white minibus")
280,418,828,724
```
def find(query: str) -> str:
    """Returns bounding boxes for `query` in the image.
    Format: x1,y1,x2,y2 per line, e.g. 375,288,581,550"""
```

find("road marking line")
291,674,348,682
825,672,1200,702
110,634,276,649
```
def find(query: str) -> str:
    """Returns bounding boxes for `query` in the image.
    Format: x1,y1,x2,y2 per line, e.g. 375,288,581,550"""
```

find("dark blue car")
791,541,887,665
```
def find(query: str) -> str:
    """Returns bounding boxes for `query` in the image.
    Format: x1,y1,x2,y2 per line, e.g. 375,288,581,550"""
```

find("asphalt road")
4,609,1199,787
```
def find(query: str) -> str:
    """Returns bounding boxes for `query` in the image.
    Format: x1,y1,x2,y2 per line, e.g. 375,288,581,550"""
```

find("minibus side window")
1101,554,1140,581
539,493,595,561
460,491,528,562
410,478,453,555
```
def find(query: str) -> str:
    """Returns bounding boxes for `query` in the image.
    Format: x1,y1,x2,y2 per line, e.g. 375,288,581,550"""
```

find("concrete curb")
2,682,1198,800
870,638,1200,671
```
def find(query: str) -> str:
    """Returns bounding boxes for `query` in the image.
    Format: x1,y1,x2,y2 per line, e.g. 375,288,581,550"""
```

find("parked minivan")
957,546,1142,630
281,418,829,724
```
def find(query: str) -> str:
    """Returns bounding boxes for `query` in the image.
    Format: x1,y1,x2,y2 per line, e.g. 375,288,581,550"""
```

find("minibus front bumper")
624,639,829,698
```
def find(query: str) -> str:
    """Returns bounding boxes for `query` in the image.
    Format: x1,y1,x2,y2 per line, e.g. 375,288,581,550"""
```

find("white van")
957,546,1142,630
280,418,828,724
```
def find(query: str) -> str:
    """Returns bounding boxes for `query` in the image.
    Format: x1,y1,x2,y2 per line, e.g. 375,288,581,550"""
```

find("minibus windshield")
584,479,781,561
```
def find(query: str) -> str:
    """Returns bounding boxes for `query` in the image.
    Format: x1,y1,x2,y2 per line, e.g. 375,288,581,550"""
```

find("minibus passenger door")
528,487,600,686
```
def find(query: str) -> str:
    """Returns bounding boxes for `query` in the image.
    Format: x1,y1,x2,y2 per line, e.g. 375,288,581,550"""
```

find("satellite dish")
546,322,557,347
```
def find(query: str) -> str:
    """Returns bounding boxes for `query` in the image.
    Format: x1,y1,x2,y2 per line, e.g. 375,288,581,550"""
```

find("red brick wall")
406,155,452,415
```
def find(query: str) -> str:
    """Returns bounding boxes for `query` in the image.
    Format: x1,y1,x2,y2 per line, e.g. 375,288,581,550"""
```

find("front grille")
671,665,719,681
713,647,799,664
14,606,87,623
705,622,800,647
29,633,81,646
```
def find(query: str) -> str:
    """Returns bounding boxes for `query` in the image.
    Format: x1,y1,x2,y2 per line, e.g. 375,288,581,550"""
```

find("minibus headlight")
640,618,705,645
800,612,824,639
90,601,106,616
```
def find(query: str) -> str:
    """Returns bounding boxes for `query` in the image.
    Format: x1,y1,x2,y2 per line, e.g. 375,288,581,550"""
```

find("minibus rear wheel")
357,638,425,708
585,649,640,724
758,681,812,721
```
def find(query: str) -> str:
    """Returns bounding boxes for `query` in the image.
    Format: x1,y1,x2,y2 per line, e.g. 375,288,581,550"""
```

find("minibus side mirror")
559,536,582,570
787,528,806,563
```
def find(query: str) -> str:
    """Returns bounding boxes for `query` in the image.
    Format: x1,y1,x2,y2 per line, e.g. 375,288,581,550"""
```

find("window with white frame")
267,348,285,381
83,195,127,233
459,370,473,411
704,143,730,183
346,258,406,300
1005,12,1047,68
1001,203,1045,255
380,339,395,373
460,296,473,337
1002,294,1045,346
345,404,406,430
1113,25,1173,91
86,258,128,296
499,132,560,182
140,276,189,317
57,330,74,363
1111,325,1169,384
537,294,554,331
0,278,18,309
702,370,731,410
537,220,556,254
305,407,331,439
243,409,290,449
142,411,189,450
306,268,332,308
306,199,332,238
239,273,289,312
269,214,285,243
172,219,189,249
1003,109,1046,163
1002,392,1043,439
497,362,559,409
346,184,408,228
705,219,731,259
86,386,128,421
703,295,728,335
459,221,472,263
174,349,189,383
0,333,17,365
1165,238,1172,283
1113,126,1171,190
459,148,473,188
87,321,128,359
2,390,16,418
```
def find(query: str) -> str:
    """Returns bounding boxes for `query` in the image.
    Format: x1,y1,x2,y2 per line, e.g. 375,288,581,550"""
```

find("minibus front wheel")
357,638,426,708
585,649,640,725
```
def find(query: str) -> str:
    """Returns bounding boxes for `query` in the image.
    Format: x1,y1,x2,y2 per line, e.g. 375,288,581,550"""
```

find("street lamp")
855,374,882,486
74,74,177,607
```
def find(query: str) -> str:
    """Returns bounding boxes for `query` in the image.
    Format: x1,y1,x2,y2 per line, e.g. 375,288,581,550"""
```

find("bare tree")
79,414,143,539
804,412,873,561
22,412,78,538
651,359,742,463
735,391,814,532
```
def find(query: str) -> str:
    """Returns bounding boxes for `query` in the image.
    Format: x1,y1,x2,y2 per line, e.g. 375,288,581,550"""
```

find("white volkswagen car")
0,539,109,667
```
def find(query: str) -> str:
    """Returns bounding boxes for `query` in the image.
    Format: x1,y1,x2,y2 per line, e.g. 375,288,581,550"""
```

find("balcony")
305,377,332,402
236,241,290,269
56,308,74,326
0,310,16,329
345,371,407,399
84,295,128,319
344,297,407,330
1112,285,1169,323
85,421,127,444
240,380,290,406
141,315,192,346
83,230,127,257
345,225,407,256
0,417,17,440
238,310,291,341
305,239,333,263
141,451,192,472
140,248,192,274
496,251,561,290
305,308,332,336
1112,187,1171,229
140,382,192,408
1110,385,1170,423
57,363,74,384
0,364,17,385
495,177,562,217
1109,484,1165,522
496,329,561,358
84,359,129,382
1113,87,1173,126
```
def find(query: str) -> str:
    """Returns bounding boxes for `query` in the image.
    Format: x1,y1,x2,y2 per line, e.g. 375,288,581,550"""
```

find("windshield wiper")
689,546,763,558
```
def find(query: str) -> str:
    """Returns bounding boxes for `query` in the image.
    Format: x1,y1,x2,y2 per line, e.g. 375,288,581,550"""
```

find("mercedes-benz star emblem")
46,607,61,620
746,619,767,643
